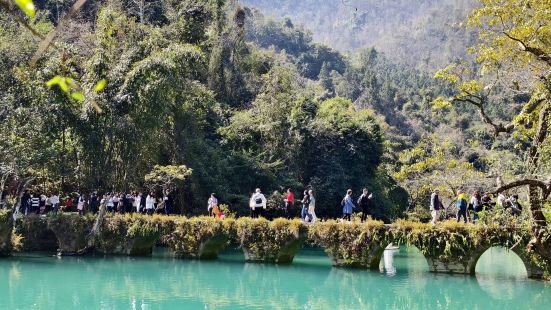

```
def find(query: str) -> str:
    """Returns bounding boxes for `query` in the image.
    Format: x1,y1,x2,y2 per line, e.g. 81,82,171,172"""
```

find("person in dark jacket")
21,190,31,214
90,192,99,214
357,188,374,222
164,189,175,215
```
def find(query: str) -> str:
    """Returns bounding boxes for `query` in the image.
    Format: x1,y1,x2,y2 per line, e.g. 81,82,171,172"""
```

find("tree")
144,165,192,192
433,0,551,256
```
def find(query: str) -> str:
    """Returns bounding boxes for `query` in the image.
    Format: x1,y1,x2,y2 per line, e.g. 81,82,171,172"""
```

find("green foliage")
0,209,13,256
144,165,192,191
96,213,168,255
14,215,57,251
308,219,386,268
47,213,94,253
234,217,307,263
166,216,234,259
13,0,35,17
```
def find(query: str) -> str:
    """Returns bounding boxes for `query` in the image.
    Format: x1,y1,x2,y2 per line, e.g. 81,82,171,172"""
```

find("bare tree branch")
31,0,90,65
451,96,514,135
492,178,551,198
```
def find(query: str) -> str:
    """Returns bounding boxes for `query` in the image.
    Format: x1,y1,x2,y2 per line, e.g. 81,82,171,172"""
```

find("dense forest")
241,0,478,71
0,0,550,227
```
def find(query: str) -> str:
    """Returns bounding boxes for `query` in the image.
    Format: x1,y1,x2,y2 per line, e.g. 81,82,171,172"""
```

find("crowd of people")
240,187,376,223
3,185,524,225
12,189,176,216
429,189,523,225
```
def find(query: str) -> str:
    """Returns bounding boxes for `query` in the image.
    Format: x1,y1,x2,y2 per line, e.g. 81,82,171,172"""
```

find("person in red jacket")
284,188,295,219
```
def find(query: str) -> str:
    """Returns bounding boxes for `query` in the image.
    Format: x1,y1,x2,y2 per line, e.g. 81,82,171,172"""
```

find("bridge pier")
47,213,94,255
236,218,308,264
167,217,232,259
0,210,13,256
309,221,388,269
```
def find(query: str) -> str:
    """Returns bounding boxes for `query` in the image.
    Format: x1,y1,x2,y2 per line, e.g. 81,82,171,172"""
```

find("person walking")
341,189,355,222
89,192,99,214
284,188,295,219
249,188,266,218
456,191,468,223
21,190,31,215
164,189,174,215
45,193,53,213
300,190,311,222
30,193,40,215
140,192,146,213
50,192,60,213
106,193,114,212
430,189,442,225
470,191,481,222
357,188,374,222
208,193,218,217
134,192,142,213
308,190,317,223
509,194,522,216
145,192,156,215
77,194,86,215
113,193,121,212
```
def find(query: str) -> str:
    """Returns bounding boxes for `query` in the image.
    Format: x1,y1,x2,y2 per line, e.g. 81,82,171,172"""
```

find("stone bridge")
1,211,549,280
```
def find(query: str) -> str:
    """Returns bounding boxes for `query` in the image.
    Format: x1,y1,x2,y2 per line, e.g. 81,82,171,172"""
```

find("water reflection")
382,247,397,276
0,247,550,309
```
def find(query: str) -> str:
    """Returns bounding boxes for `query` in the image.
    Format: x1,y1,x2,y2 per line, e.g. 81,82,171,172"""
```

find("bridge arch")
467,245,542,279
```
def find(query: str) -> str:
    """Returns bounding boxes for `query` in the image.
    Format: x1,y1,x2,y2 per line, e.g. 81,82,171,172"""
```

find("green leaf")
45,76,62,87
71,92,85,102
94,79,107,92
14,0,35,17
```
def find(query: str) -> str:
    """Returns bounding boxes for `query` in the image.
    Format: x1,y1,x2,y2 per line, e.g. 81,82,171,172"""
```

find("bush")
166,216,234,259
234,217,308,263
96,213,168,256
308,219,386,268
47,212,95,254
14,215,57,252
0,209,13,256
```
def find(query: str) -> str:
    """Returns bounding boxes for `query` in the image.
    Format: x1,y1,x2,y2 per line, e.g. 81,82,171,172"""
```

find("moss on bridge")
235,218,308,264
2,211,551,280
0,209,13,256
14,215,58,252
166,216,234,259
95,213,172,256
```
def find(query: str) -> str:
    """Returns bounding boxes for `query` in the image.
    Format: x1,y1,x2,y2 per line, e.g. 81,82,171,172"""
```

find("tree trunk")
529,185,547,232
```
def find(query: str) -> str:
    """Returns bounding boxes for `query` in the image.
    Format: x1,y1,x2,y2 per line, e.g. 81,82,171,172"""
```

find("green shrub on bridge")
47,212,95,254
14,215,57,252
390,219,533,263
0,209,13,256
308,219,386,268
234,217,307,263
96,213,169,256
166,216,234,259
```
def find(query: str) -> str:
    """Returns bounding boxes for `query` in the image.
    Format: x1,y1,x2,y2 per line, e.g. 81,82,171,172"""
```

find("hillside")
240,0,477,71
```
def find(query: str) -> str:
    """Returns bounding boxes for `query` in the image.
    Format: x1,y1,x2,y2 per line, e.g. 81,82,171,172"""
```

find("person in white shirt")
208,193,218,217
49,193,60,213
134,192,141,213
106,193,114,212
249,188,267,218
146,192,156,215
308,190,317,223
77,194,86,215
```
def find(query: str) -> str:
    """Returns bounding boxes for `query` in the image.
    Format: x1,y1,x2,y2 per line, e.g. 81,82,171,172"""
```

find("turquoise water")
1,247,550,309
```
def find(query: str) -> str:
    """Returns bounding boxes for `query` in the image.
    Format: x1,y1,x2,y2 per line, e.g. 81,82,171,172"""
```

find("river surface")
1,246,550,309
